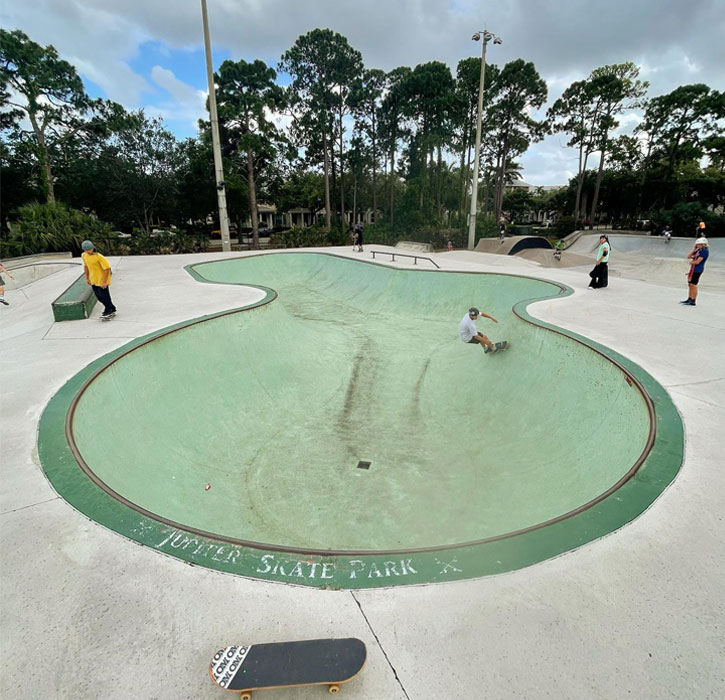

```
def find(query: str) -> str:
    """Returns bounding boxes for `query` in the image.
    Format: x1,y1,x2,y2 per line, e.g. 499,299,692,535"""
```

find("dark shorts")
467,337,480,344
0,275,4,286
690,271,702,285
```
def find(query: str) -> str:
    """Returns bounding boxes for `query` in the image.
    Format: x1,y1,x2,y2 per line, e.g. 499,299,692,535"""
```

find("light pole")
467,30,502,250
200,0,231,252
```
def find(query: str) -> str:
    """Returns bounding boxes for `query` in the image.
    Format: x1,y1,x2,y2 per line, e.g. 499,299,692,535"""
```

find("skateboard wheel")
241,693,252,700
329,685,340,694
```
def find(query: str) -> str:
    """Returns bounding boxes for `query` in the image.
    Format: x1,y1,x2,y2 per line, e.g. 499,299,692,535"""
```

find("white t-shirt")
459,314,478,342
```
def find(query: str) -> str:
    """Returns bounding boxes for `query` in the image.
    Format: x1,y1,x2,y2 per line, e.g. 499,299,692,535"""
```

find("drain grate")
357,461,371,470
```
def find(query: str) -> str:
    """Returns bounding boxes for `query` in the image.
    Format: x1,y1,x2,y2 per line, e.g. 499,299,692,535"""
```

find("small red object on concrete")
205,483,211,491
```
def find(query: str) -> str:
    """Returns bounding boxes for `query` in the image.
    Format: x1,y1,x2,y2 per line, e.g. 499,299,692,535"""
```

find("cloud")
149,66,207,133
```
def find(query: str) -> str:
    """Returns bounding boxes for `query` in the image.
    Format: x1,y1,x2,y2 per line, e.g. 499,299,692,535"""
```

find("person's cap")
81,240,94,250
469,307,480,317
695,237,708,246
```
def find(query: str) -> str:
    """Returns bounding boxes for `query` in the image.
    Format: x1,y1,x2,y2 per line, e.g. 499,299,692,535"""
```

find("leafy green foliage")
3,201,111,256
554,216,577,238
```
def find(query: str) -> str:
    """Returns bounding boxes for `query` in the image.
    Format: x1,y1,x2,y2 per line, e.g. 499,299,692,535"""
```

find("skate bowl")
39,252,683,588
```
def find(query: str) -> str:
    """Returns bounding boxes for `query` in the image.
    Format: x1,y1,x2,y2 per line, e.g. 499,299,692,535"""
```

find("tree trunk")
353,175,358,226
390,143,396,229
436,145,443,219
323,130,331,229
494,135,509,223
339,103,346,231
28,110,55,203
574,151,591,223
371,111,377,221
463,135,474,223
247,146,260,249
590,132,608,228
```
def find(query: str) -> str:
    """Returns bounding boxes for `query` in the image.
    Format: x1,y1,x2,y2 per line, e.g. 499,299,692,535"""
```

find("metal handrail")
370,250,440,269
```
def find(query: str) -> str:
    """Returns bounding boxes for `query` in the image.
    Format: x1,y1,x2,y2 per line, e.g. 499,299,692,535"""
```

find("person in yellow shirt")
81,240,117,319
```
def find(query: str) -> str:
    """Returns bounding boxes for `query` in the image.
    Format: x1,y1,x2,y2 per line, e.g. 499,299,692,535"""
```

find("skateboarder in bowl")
458,307,507,354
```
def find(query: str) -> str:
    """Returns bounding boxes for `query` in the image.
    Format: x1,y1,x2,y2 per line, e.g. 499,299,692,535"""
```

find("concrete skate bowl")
475,235,553,256
39,253,683,588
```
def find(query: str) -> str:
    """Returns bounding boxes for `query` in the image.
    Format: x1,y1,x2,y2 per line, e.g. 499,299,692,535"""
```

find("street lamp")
200,0,231,252
467,30,502,250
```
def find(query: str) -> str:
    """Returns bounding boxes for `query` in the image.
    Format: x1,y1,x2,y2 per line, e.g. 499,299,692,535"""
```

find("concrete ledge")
395,241,432,253
51,273,96,321
4,261,81,290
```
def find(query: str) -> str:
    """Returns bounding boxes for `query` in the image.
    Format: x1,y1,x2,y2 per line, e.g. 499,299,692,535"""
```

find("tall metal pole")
467,37,488,250
201,0,231,252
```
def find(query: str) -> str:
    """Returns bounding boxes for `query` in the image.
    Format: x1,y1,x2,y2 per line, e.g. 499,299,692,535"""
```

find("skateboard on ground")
209,638,367,699
100,311,116,321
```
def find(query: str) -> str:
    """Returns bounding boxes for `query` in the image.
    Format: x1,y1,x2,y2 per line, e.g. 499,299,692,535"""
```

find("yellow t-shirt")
82,252,112,286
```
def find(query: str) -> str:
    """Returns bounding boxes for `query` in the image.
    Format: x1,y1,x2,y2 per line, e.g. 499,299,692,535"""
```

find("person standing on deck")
81,240,117,319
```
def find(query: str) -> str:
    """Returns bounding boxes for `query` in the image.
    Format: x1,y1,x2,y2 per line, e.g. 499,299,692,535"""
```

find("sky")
4,0,725,186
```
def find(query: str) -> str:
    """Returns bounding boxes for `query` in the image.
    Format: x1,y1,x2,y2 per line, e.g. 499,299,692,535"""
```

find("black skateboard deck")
209,638,367,697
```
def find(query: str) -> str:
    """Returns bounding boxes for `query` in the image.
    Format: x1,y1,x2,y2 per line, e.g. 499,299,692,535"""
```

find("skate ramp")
475,235,552,256
568,233,723,259
516,249,592,268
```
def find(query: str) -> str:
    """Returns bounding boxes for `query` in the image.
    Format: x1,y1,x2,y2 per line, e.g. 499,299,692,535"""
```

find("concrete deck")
2,247,723,699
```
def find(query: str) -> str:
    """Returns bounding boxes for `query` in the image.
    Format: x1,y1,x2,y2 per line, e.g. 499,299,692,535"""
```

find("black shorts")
690,271,702,285
467,337,480,344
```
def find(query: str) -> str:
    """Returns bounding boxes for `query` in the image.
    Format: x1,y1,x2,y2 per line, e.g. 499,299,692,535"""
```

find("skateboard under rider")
209,638,367,699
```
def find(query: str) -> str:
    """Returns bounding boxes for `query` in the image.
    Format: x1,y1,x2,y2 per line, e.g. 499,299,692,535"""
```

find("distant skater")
588,234,610,289
458,307,507,354
680,237,709,307
355,223,364,252
81,240,117,319
0,262,14,305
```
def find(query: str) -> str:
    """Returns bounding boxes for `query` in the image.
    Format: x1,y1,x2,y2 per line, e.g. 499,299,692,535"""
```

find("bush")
268,225,337,248
650,204,724,237
3,201,112,257
554,216,576,238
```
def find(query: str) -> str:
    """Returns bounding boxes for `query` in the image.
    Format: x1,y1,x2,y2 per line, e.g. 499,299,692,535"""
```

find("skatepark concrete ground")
2,245,724,699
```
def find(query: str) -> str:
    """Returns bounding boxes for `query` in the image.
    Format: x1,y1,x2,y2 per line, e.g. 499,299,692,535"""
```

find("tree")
636,85,725,208
548,78,600,221
587,63,648,226
351,68,385,219
280,29,363,231
399,62,455,218
101,111,182,233
378,66,411,228
0,29,91,202
452,58,500,218
484,59,547,222
216,58,285,248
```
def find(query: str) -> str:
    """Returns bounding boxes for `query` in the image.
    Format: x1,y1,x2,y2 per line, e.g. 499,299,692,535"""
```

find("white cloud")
149,67,207,132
